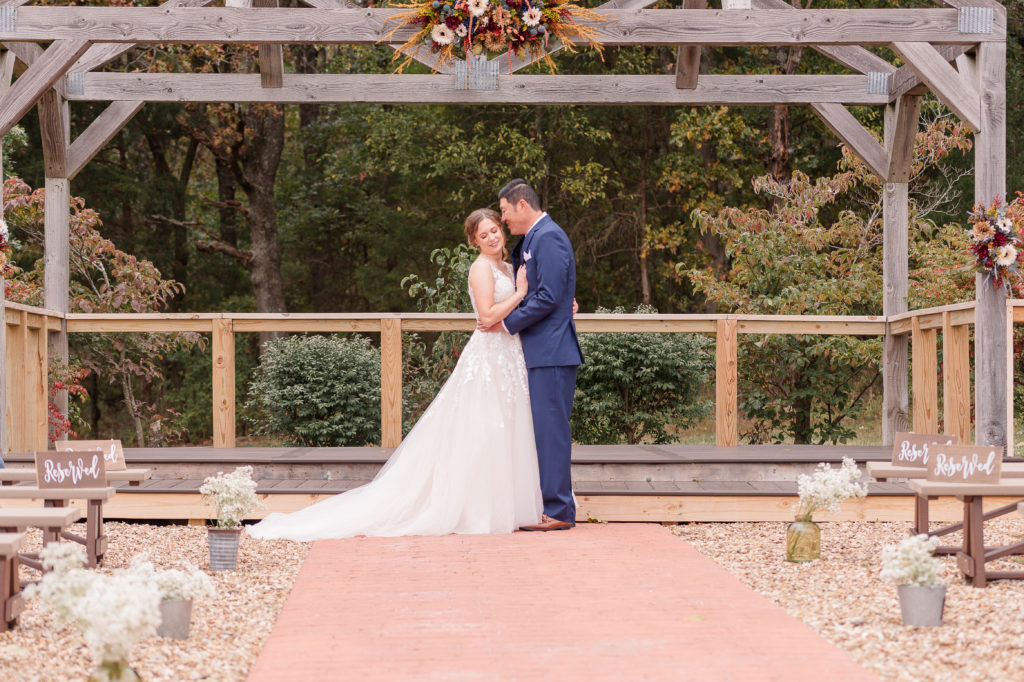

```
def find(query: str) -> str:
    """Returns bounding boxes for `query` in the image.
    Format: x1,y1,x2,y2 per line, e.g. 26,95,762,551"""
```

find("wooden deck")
4,444,1021,523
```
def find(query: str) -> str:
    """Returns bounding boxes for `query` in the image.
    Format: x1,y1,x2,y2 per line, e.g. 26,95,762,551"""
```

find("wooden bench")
0,487,115,568
0,532,25,632
0,507,83,575
908,479,1024,587
0,467,152,486
868,462,1024,553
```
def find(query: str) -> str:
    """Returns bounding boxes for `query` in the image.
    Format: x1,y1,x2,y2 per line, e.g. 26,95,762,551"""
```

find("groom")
489,179,583,531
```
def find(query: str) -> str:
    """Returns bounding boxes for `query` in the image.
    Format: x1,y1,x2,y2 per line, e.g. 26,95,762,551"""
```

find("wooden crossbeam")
675,0,704,90
70,0,216,76
891,41,982,132
885,93,922,182
750,0,895,75
810,102,887,179
0,8,999,46
67,100,144,180
66,73,893,106
936,0,1004,9
0,40,89,138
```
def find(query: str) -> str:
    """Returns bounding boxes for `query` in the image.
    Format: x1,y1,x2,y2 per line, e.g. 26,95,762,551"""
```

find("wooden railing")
1,297,63,453
888,301,976,445
1005,300,1024,456
58,312,887,449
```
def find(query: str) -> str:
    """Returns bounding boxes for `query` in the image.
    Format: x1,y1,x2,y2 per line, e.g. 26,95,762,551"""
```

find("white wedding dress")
247,260,543,541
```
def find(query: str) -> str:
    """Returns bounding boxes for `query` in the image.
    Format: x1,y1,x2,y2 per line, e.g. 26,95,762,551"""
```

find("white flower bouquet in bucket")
129,556,216,639
787,457,868,562
881,534,946,626
200,465,262,570
25,544,162,682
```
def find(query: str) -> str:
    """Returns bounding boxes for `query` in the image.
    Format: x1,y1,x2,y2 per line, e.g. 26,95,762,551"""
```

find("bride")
247,208,543,540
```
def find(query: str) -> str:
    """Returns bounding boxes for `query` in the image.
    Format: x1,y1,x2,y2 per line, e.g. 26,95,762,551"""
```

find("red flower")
445,16,461,29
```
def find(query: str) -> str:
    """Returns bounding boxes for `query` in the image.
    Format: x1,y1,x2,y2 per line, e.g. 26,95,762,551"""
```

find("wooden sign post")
55,440,125,471
926,444,1003,484
34,450,107,488
891,432,958,468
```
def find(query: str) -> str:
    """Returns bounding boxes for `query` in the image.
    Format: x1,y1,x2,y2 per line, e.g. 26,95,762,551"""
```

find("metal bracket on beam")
0,8,16,34
867,71,890,95
66,72,84,95
455,57,498,91
958,7,993,34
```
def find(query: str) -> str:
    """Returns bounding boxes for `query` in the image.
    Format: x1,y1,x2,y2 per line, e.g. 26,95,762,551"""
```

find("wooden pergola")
0,0,1009,448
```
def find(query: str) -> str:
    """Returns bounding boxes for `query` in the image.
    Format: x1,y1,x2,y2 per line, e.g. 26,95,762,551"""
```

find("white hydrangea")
880,534,942,586
25,545,162,664
199,465,261,528
794,457,868,521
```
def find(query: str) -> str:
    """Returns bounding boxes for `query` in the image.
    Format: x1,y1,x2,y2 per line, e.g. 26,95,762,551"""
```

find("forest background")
2,0,1022,448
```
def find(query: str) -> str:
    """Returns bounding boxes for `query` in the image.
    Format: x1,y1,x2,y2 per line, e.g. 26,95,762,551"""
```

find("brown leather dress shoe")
519,514,574,531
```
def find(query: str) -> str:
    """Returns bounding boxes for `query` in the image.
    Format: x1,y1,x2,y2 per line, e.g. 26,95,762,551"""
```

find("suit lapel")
510,235,525,271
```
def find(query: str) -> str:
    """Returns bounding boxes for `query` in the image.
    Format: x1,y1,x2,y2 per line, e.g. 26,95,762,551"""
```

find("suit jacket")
504,215,584,369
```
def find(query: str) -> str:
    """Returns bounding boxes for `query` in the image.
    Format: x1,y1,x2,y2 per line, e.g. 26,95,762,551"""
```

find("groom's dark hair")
498,179,541,211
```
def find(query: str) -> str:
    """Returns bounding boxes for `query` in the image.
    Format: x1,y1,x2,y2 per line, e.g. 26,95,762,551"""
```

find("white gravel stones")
672,519,1024,682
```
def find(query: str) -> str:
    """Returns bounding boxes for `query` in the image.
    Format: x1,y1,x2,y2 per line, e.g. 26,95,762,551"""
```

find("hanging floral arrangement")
967,192,1024,289
384,0,608,73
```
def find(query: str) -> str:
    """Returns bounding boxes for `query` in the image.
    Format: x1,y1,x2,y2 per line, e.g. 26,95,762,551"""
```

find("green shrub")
572,305,713,445
245,335,381,446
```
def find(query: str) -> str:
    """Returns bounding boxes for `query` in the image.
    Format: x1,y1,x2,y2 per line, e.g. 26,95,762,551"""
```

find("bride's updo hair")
464,208,502,247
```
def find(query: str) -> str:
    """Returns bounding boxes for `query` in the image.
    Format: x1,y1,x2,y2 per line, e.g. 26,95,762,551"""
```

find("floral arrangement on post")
967,192,1024,289
880,534,942,586
786,457,868,562
199,465,261,528
384,0,607,73
25,544,162,682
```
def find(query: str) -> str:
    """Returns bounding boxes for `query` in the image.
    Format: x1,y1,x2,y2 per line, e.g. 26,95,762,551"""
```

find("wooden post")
715,319,737,447
17,311,29,451
32,315,47,449
1006,301,1015,457
942,311,971,444
882,182,909,443
380,318,402,448
973,40,1007,447
911,316,939,434
43,177,69,427
0,277,5,455
211,318,235,448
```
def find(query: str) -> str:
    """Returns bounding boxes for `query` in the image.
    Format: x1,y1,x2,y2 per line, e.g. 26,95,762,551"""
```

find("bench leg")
913,493,930,535
2,554,22,631
960,496,987,588
86,500,106,569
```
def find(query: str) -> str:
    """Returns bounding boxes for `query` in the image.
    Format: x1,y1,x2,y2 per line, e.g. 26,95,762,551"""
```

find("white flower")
880,534,942,586
431,23,455,45
793,457,868,521
468,0,488,17
200,465,262,528
995,244,1018,267
997,217,1014,233
455,23,468,37
0,215,8,241
129,556,217,602
523,7,542,26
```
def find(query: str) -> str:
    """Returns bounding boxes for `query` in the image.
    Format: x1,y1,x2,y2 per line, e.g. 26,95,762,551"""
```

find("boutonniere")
524,251,532,262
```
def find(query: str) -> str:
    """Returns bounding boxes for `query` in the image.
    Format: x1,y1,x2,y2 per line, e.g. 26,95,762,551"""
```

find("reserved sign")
56,440,125,471
891,432,958,468
925,444,1003,484
34,450,107,489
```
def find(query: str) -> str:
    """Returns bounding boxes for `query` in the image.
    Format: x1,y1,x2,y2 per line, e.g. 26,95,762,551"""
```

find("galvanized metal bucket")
897,584,946,626
157,599,193,639
207,527,242,571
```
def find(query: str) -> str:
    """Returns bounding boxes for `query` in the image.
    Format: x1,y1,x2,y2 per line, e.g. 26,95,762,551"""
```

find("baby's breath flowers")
199,465,262,528
794,457,868,522
880,534,943,586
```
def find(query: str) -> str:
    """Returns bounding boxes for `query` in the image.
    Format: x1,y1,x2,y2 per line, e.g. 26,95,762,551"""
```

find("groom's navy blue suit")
504,214,583,524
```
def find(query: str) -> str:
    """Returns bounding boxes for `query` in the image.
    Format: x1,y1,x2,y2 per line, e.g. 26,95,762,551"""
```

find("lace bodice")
469,259,516,318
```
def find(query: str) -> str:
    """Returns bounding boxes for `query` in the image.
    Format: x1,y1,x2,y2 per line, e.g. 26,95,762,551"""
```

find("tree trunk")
767,41,805,184
638,108,652,305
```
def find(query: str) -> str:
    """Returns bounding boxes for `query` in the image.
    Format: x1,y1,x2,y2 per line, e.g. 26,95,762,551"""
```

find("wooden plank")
69,73,892,106
885,94,922,182
32,318,47,449
887,300,976,324
230,319,383,333
890,44,968,101
0,277,5,455
1007,301,1015,458
973,40,1006,448
943,311,971,445
936,0,1005,10
66,318,215,332
810,102,888,179
675,0,704,90
4,306,20,454
211,319,235,449
750,0,895,75
891,42,982,133
911,316,939,434
380,318,402,448
37,89,68,179
43,176,69,432
715,319,737,448
735,319,884,335
0,39,89,138
254,0,284,88
67,100,144,181
882,178,909,446
68,0,217,76
17,312,29,452
0,8,993,45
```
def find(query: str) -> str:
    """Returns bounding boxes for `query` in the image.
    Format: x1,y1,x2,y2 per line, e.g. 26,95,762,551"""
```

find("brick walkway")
247,523,878,681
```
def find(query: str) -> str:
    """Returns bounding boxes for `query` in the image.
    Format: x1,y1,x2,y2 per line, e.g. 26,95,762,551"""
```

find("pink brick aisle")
247,523,878,681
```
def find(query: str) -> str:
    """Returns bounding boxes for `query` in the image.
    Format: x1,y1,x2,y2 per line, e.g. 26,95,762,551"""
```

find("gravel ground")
672,518,1024,682
0,522,309,682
